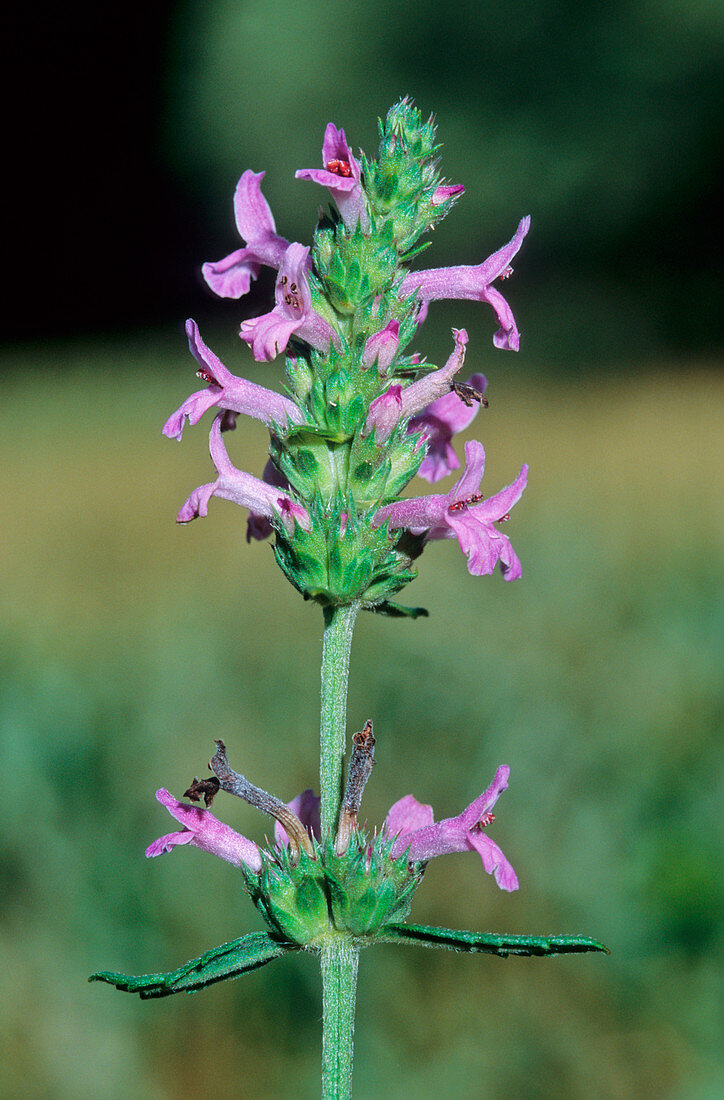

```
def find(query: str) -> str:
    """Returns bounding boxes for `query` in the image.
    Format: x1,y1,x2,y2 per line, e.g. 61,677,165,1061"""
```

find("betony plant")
91,101,606,1100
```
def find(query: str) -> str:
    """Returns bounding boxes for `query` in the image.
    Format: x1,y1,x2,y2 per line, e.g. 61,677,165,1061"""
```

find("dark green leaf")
367,601,429,619
381,922,609,958
89,932,293,999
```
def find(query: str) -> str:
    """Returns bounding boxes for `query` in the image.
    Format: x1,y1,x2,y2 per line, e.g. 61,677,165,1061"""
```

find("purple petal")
448,439,486,502
177,419,310,533
146,788,262,871
374,491,448,534
384,794,435,839
201,249,260,299
163,389,220,441
470,464,528,524
398,217,530,350
241,243,336,361
410,371,488,483
432,183,465,205
387,767,518,892
365,385,402,441
233,171,278,249
295,124,367,230
398,329,469,421
458,765,511,828
362,321,400,374
466,832,519,891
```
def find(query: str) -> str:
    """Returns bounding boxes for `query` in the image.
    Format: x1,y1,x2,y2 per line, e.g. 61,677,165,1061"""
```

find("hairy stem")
319,602,359,1098
321,939,359,1100
320,603,359,837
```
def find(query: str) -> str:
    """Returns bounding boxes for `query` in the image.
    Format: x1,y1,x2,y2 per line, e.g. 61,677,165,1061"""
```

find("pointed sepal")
381,922,609,958
89,931,293,999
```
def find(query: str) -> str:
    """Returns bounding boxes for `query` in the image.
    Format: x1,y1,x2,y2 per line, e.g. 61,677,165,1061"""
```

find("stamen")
499,265,513,280
449,493,485,513
196,368,218,385
326,158,352,177
477,812,495,828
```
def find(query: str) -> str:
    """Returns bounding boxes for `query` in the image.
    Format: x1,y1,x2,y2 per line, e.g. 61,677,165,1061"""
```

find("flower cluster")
91,734,605,1000
165,101,530,611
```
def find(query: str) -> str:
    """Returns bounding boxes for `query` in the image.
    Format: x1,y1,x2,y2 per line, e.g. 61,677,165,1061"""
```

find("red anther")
499,265,513,280
326,158,352,177
196,368,217,385
477,812,495,828
449,493,485,513
498,513,510,522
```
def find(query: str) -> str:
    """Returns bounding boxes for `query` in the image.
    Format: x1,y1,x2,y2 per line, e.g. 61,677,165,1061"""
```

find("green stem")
321,940,359,1100
320,603,359,837
319,602,359,1098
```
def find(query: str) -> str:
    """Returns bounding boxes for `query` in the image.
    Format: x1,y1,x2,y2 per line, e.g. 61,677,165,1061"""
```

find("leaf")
381,922,609,958
89,932,293,999
366,601,429,619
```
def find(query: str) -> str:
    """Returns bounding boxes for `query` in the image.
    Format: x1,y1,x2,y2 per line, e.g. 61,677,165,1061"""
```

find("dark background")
6,1,722,365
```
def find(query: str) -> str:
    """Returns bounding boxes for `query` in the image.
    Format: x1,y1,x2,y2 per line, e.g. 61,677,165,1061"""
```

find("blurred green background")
2,1,723,1097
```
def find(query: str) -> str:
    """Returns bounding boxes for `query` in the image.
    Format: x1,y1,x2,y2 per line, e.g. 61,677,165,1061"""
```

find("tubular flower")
365,328,469,442
399,216,531,350
146,787,320,873
163,101,530,604
177,417,311,533
163,320,306,440
146,788,263,871
384,765,518,891
296,123,368,231
408,371,488,483
375,440,528,581
240,243,338,361
246,458,291,543
201,170,291,299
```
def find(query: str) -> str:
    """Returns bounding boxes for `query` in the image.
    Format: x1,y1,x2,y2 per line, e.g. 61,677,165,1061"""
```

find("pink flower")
146,787,320,872
146,788,263,871
375,440,528,581
431,183,465,205
361,320,400,375
240,243,338,361
163,320,305,440
365,329,469,442
384,765,518,891
400,216,531,350
202,171,291,299
177,417,311,534
408,372,487,483
296,123,368,231
245,458,291,543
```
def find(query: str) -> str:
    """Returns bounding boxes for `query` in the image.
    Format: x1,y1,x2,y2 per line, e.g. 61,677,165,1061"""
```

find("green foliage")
381,923,609,958
90,932,292,998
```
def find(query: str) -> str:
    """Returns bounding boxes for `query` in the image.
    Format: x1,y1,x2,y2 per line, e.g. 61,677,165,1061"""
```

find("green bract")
242,834,424,946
